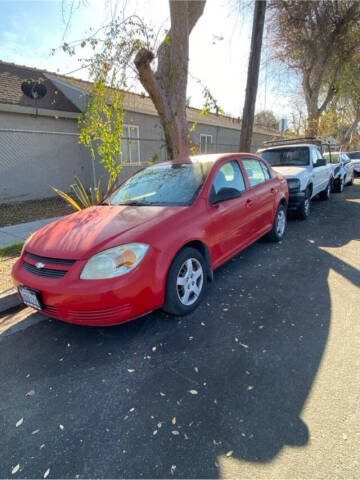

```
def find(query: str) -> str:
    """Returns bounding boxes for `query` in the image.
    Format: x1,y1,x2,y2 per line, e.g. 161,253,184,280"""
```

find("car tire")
319,181,331,200
347,173,354,186
163,247,208,316
266,204,287,242
298,188,311,220
336,176,344,193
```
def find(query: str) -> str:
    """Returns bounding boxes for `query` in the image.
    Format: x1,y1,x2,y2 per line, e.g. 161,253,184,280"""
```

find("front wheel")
335,176,344,193
298,189,311,220
347,173,354,186
319,181,331,201
163,247,208,316
266,204,287,242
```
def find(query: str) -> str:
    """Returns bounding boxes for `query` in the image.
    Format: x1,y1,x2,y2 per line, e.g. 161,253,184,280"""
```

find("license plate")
18,286,43,310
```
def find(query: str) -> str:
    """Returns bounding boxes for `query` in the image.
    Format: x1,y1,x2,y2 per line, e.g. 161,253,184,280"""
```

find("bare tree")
60,0,206,160
268,0,360,136
134,0,206,158
240,0,267,152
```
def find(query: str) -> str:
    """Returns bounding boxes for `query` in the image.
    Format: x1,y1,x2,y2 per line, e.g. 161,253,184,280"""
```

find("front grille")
25,252,75,266
23,261,67,278
67,304,131,321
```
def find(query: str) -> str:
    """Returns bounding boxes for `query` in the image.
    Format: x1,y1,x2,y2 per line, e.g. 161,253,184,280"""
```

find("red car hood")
27,205,186,260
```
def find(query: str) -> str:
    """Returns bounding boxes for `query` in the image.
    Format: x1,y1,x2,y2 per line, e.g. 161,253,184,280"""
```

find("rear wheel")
266,204,287,242
163,247,207,316
298,189,311,220
319,181,331,200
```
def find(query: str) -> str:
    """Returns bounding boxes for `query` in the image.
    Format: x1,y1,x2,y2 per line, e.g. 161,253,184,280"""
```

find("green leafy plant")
51,176,113,211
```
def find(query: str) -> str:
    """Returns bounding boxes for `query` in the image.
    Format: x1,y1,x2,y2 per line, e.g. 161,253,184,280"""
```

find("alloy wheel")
276,209,286,237
176,258,204,306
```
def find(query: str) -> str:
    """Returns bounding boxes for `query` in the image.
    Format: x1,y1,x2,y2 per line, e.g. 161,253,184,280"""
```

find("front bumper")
287,191,306,211
11,251,165,326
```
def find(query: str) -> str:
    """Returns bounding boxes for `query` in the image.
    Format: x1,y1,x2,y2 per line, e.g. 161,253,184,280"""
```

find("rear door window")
242,159,268,187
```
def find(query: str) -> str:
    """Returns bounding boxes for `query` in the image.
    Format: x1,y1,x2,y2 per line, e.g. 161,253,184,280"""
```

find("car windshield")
260,147,309,166
107,162,212,206
348,152,360,160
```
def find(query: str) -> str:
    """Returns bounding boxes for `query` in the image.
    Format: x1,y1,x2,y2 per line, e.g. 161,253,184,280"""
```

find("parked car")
347,151,360,176
323,151,354,192
12,153,288,326
257,138,333,220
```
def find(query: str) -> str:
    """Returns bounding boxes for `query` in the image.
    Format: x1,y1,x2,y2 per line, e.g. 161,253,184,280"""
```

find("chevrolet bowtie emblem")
35,262,45,269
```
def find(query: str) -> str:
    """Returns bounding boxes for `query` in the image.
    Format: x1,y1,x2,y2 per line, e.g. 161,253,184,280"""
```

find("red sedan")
12,153,288,326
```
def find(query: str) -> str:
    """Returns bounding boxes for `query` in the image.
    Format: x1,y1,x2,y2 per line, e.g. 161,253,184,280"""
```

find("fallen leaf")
247,385,254,391
171,465,176,475
152,346,157,352
188,390,198,395
342,433,348,440
32,429,40,435
171,430,180,435
127,369,135,373
40,444,45,450
26,389,35,397
153,430,158,435
11,464,20,475
226,450,234,457
172,417,176,425
160,392,166,397
129,408,135,412
59,424,64,430
15,418,23,427
43,468,50,479
194,367,199,373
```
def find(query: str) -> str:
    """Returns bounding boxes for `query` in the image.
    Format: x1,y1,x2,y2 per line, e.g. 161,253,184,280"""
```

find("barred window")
122,125,140,164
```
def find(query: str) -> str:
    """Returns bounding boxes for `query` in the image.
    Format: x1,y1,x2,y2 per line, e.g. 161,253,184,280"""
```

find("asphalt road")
1,181,360,479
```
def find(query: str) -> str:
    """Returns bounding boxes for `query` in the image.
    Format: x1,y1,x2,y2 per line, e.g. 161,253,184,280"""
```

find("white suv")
257,140,333,220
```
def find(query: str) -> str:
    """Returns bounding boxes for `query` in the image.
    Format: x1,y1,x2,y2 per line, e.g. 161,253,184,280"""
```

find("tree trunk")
239,0,266,152
305,109,320,137
134,0,205,159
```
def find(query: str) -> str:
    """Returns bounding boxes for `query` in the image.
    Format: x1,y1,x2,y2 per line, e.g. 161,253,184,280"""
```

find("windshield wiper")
117,201,150,206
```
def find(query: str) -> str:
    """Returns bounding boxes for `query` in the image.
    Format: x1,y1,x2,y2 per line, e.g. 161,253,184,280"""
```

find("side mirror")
314,158,326,167
211,187,241,205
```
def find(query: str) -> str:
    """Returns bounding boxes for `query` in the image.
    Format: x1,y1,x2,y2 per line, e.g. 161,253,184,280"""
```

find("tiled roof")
0,61,80,112
0,60,278,135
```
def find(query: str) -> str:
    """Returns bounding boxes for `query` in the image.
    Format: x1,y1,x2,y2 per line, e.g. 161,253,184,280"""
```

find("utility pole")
239,0,267,152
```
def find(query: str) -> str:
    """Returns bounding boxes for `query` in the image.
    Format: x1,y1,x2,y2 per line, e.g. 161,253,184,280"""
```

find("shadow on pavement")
1,183,360,478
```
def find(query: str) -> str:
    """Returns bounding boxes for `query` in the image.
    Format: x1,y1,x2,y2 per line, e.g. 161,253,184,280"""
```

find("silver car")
324,151,354,192
347,151,360,176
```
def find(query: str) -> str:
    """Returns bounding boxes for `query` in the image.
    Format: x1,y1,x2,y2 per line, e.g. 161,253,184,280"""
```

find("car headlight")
286,178,301,192
80,243,149,279
21,232,36,256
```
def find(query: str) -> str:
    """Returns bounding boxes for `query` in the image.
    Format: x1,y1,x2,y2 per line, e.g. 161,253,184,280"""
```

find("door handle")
246,199,253,208
271,187,276,194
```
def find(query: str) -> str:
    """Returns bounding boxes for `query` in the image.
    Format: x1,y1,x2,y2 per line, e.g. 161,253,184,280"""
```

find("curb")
0,287,22,313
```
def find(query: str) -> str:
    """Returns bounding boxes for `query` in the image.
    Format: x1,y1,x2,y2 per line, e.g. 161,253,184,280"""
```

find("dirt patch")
0,256,18,291
0,197,74,227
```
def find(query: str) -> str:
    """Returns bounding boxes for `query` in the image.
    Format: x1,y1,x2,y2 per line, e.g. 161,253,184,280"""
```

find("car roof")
258,144,315,152
155,152,261,167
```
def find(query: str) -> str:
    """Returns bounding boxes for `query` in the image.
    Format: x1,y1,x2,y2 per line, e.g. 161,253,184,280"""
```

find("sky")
0,0,296,121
